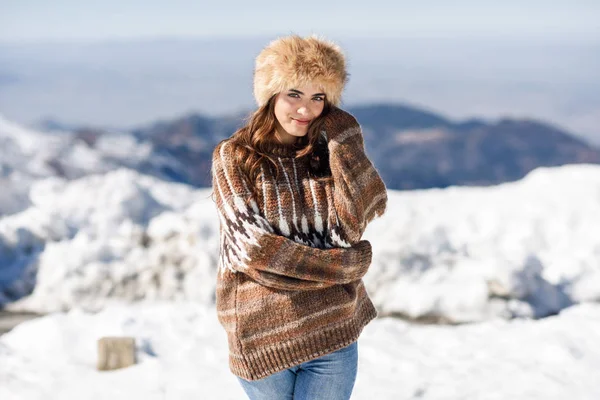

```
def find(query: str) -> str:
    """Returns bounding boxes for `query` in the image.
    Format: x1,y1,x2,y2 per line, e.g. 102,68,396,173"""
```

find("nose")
297,106,310,116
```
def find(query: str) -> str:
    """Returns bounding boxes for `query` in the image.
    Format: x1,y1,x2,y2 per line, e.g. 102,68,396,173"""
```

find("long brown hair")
227,94,332,202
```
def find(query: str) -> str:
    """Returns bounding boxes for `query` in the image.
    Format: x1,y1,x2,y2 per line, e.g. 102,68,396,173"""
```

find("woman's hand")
323,106,360,141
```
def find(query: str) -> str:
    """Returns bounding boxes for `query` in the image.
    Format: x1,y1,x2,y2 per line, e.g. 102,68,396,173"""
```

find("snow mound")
1,163,600,323
0,169,218,311
364,163,600,321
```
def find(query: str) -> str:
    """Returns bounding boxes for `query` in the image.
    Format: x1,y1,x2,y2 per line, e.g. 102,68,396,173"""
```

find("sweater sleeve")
212,140,373,291
324,106,388,244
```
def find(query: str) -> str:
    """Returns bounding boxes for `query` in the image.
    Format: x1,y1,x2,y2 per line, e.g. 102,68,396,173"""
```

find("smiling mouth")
292,118,311,124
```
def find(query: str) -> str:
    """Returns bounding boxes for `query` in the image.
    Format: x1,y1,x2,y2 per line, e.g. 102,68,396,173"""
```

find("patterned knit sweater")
211,108,388,381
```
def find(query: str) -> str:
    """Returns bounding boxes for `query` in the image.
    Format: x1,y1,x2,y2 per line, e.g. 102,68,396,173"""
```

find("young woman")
211,35,388,400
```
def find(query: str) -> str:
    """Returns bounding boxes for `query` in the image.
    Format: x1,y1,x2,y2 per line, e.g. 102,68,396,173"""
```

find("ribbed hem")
230,301,377,381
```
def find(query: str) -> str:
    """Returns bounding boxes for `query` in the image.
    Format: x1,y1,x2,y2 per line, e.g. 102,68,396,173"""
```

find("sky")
1,0,600,42
0,1,598,145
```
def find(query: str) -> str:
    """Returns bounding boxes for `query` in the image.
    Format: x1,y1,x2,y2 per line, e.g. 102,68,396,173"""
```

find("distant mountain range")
349,104,600,189
31,102,600,190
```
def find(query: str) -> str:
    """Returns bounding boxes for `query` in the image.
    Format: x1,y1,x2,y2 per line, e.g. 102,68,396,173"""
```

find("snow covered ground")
1,117,600,398
1,301,599,399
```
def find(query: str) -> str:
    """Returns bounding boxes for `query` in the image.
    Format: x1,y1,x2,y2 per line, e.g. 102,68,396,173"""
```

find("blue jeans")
237,341,358,400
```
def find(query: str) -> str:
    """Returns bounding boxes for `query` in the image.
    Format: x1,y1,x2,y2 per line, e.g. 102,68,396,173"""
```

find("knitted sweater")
211,108,388,381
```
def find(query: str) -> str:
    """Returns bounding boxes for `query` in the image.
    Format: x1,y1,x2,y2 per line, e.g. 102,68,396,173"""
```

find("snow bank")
1,169,218,311
1,302,599,399
1,163,599,322
364,164,600,321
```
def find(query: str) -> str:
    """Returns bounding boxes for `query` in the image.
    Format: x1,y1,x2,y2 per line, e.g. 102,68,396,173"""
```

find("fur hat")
253,35,348,107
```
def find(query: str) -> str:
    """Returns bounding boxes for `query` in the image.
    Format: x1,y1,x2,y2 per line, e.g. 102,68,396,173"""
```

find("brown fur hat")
253,35,348,107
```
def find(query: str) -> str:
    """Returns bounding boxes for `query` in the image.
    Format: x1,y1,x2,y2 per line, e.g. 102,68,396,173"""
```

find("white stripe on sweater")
279,157,299,231
309,179,323,233
292,159,310,234
364,192,387,221
357,165,378,188
218,290,305,317
237,165,260,214
330,228,351,248
273,175,290,236
292,158,300,187
260,165,269,220
243,295,369,343
329,126,361,146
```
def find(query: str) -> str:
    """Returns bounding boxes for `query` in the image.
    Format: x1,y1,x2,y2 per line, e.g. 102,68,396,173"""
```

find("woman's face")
273,83,326,145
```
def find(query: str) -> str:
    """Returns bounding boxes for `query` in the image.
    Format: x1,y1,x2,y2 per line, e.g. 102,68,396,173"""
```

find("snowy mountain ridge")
0,114,176,216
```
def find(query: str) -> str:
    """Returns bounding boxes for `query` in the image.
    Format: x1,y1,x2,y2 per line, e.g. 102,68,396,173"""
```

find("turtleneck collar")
265,140,307,158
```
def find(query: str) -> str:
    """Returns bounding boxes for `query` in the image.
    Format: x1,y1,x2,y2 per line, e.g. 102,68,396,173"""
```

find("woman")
211,35,387,399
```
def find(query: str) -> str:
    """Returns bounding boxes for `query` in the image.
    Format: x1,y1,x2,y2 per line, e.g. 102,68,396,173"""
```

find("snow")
362,164,600,322
1,302,599,399
367,165,600,321
1,117,600,398
1,169,217,310
0,114,157,217
2,161,599,322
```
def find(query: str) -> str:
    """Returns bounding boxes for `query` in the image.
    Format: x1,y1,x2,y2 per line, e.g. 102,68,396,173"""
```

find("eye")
312,96,325,102
287,92,300,98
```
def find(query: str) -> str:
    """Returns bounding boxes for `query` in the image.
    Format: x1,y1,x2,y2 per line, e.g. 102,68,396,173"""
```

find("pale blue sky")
1,0,599,42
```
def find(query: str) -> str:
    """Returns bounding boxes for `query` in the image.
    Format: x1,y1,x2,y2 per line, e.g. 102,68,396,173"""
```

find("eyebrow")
289,89,327,97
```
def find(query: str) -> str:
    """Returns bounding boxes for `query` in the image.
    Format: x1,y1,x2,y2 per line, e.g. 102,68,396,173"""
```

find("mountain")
5,102,600,197
130,112,245,185
127,103,600,189
0,115,185,215
351,104,600,189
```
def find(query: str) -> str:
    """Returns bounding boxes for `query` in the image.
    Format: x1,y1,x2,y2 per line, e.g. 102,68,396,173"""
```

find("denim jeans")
237,341,358,400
